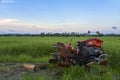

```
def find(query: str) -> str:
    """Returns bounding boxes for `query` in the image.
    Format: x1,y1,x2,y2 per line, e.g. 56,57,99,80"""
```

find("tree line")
0,31,120,37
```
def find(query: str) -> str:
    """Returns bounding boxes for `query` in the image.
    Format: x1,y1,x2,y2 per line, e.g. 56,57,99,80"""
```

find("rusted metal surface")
49,38,108,68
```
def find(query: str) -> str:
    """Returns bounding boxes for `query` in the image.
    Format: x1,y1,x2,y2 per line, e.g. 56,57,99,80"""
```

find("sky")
0,0,120,34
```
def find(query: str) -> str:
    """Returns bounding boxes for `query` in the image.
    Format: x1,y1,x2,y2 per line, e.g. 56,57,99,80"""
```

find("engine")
71,38,107,65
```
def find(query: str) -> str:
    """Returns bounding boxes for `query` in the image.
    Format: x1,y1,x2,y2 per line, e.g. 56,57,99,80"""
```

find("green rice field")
0,37,120,80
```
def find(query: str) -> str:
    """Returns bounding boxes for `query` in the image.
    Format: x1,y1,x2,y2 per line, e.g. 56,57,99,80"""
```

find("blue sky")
0,0,120,34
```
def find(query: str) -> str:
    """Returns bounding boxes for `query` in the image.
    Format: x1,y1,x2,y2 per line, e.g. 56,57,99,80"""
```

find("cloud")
0,19,18,25
8,29,16,32
0,18,56,34
0,0,15,3
0,31,5,34
0,18,120,34
112,26,117,29
32,26,37,28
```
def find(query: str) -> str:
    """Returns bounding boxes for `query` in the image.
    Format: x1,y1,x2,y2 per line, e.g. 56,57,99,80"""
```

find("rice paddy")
0,37,120,80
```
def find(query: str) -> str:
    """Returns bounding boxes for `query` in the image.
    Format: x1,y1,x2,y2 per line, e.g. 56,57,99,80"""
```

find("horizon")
0,0,120,34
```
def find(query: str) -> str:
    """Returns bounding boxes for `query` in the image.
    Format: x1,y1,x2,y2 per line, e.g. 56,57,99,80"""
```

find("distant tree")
88,30,91,34
96,31,100,35
41,32,45,37
96,31,103,37
87,30,91,36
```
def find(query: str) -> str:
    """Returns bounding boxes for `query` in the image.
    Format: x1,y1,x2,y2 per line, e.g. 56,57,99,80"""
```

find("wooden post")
23,64,36,71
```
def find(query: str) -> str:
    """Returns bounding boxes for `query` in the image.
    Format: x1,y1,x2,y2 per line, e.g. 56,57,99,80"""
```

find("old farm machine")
49,38,108,67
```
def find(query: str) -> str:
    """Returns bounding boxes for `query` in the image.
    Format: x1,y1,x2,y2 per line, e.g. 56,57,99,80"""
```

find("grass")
0,54,52,63
22,72,46,80
0,36,120,80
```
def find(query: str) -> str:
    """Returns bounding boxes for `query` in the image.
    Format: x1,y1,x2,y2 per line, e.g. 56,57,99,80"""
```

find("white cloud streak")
0,18,120,34
0,19,18,25
0,18,58,34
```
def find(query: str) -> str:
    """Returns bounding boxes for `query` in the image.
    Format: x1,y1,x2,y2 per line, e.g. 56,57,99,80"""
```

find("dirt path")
0,63,63,80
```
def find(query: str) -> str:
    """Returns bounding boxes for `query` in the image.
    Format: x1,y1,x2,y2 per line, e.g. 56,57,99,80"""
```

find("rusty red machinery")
49,38,108,67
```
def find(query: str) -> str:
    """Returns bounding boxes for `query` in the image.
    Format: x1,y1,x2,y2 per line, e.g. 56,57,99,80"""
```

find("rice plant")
0,36,120,80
